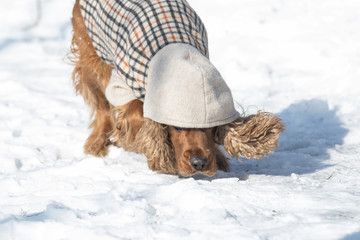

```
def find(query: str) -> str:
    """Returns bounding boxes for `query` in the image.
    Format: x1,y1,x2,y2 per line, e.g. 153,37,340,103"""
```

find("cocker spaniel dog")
70,0,284,177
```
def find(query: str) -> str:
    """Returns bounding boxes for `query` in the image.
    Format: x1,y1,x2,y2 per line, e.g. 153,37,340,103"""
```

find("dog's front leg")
111,100,177,174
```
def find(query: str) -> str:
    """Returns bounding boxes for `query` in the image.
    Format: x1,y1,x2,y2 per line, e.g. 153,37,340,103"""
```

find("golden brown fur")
70,0,113,157
168,126,228,177
216,113,285,160
69,0,284,177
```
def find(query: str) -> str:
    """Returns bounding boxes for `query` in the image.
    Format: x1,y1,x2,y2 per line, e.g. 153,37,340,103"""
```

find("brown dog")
70,0,284,177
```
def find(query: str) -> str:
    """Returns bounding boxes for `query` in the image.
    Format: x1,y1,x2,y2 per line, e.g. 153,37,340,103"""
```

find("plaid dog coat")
80,0,209,100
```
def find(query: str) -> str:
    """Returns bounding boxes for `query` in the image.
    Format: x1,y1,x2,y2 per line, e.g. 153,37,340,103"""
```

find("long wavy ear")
111,100,144,153
215,112,284,160
134,119,177,174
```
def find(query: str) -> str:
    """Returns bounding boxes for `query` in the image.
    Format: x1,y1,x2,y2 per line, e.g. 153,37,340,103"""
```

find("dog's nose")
190,157,208,171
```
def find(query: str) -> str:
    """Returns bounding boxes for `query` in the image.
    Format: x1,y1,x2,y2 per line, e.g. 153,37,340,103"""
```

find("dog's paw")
84,135,111,157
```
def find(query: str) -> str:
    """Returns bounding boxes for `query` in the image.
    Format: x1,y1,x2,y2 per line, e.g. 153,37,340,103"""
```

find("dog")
70,0,284,177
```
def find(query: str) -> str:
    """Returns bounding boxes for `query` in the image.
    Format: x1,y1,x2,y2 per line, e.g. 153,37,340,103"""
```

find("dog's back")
79,0,208,100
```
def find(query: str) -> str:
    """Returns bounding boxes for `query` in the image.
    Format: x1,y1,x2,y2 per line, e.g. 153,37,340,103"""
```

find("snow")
1,0,360,239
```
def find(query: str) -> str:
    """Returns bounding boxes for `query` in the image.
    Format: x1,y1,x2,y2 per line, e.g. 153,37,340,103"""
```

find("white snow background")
0,0,360,239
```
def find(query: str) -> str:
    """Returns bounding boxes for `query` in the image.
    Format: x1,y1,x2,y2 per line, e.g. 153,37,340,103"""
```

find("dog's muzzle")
190,157,208,171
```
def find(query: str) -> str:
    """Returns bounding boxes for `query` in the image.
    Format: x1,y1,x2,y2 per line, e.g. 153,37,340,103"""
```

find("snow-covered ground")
1,0,360,239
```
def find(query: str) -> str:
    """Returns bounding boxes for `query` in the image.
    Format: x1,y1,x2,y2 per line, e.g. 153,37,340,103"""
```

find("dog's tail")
69,0,113,116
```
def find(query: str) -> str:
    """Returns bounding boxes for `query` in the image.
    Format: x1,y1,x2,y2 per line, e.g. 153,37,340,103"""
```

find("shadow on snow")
197,98,348,180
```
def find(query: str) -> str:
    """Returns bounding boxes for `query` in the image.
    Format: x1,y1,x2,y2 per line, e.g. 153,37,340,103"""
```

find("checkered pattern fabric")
80,0,209,100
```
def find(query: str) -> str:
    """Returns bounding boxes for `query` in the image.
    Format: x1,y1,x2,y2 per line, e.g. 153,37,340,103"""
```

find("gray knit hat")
143,44,239,128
